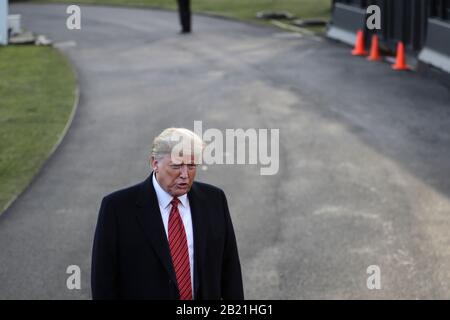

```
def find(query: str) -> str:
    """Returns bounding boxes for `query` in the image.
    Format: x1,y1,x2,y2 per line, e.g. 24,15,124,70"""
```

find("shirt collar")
152,172,188,209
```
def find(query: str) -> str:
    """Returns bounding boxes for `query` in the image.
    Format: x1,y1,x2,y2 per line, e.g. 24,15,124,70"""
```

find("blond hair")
151,128,204,163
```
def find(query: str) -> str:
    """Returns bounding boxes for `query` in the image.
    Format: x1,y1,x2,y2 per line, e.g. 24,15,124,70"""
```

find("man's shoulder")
102,180,144,204
191,180,225,198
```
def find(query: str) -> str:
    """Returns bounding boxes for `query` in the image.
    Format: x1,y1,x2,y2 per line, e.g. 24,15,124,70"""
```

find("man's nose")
179,165,188,178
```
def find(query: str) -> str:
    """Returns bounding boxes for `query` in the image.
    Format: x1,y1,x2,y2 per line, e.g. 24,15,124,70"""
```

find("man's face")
152,154,197,197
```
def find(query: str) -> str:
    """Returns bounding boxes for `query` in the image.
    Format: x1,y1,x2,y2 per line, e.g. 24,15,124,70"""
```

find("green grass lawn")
0,46,77,213
27,0,331,30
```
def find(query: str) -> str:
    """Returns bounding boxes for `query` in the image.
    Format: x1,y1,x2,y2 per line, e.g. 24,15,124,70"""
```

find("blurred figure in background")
177,0,191,33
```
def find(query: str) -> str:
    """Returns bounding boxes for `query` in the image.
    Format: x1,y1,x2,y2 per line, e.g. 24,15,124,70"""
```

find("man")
177,0,191,33
91,128,244,299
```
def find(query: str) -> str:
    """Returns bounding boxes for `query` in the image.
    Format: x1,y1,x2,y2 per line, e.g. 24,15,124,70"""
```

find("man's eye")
170,165,182,169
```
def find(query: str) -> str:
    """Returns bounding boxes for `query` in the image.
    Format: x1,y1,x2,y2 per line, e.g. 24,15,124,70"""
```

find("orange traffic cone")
367,35,382,61
352,30,368,56
392,41,410,71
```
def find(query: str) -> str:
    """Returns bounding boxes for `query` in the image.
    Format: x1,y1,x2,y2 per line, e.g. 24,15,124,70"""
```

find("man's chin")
172,186,190,196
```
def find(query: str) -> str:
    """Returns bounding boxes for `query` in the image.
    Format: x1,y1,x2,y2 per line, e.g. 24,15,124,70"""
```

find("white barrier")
0,0,7,45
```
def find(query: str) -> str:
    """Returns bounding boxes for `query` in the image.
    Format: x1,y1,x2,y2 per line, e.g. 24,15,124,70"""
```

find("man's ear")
151,157,158,172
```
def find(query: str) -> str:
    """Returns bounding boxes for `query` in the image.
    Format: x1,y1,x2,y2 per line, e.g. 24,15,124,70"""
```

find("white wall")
0,0,8,45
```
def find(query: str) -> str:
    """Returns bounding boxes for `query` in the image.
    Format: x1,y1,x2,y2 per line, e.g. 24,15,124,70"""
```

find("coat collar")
152,173,189,209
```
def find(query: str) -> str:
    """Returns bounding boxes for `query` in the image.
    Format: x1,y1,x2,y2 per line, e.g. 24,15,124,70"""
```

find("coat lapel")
135,173,177,286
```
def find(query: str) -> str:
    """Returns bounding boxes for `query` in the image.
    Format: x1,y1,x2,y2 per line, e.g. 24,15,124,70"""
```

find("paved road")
2,4,450,299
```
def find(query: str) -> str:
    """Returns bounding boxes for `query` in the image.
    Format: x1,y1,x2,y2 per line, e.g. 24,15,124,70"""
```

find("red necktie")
168,197,192,300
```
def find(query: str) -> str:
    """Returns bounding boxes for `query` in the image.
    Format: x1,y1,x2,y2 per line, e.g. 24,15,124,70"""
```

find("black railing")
332,0,450,51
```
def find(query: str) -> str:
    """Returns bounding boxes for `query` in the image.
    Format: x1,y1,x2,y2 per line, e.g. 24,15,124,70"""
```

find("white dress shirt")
152,173,194,296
